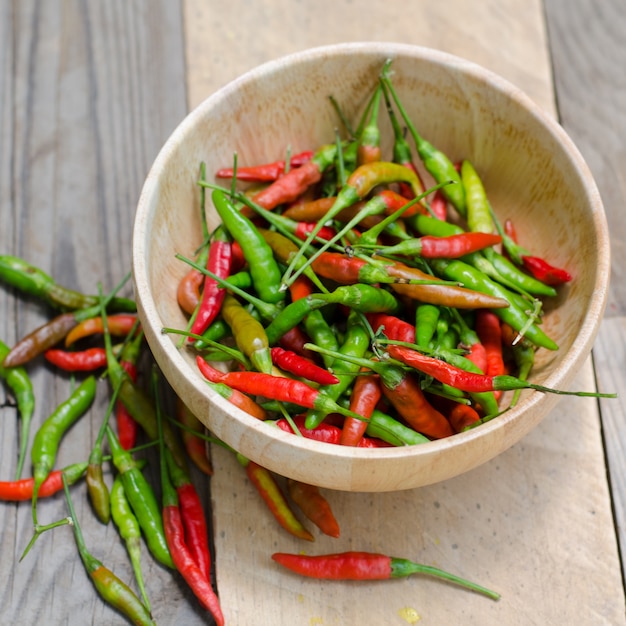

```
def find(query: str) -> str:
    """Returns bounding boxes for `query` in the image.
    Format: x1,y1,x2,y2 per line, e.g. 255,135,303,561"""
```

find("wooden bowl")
132,43,609,492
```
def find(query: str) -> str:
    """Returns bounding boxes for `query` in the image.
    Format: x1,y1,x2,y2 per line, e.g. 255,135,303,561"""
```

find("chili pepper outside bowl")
132,43,609,492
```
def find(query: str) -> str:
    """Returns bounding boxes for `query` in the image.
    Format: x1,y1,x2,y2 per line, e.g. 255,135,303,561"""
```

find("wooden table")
1,1,625,624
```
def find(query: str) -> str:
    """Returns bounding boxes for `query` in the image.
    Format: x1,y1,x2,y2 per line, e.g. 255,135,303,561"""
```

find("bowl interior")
132,43,609,492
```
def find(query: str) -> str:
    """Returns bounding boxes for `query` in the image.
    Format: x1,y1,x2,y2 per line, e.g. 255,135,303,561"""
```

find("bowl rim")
132,42,610,481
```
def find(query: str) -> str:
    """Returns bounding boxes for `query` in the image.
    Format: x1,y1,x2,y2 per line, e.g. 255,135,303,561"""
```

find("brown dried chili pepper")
62,477,155,626
0,462,87,501
64,313,138,347
341,371,382,447
287,479,340,538
271,551,500,600
237,454,314,542
270,346,339,386
250,143,337,210
175,396,213,475
215,149,313,182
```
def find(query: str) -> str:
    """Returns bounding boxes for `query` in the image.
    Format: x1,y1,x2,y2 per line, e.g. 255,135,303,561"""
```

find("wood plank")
183,0,625,623
0,2,201,624
544,0,626,583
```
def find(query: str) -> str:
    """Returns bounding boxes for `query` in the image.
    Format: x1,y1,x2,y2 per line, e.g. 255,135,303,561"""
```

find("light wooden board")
183,0,625,624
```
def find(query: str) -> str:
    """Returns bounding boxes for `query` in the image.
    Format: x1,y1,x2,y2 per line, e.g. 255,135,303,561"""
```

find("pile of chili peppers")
0,60,616,623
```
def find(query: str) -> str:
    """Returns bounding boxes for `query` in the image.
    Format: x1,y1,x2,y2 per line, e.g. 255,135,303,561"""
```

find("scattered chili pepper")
0,338,35,479
62,476,155,625
237,454,314,542
106,425,175,569
287,479,340,538
271,551,500,600
271,346,339,386
0,461,87,501
64,314,138,347
110,474,152,612
116,331,143,451
31,375,97,525
175,396,214,475
215,149,313,182
44,347,108,371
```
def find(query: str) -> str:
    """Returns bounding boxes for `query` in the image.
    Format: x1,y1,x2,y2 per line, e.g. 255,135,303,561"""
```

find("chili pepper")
475,309,505,400
304,343,454,439
310,251,401,285
282,196,338,222
117,331,143,451
0,255,136,313
271,346,339,385
281,160,425,288
236,454,314,543
341,371,382,446
448,402,482,433
503,218,572,286
110,475,152,612
357,85,383,165
177,267,204,315
380,63,466,217
264,283,398,347
365,409,430,446
175,396,213,474
0,461,87,501
274,414,388,448
287,478,340,538
304,310,371,429
64,314,138,347
215,149,313,181
3,275,132,368
367,312,416,344
461,160,494,234
414,304,440,349
166,452,212,582
106,425,174,569
381,259,511,310
271,551,500,599
448,309,488,374
212,189,285,305
62,477,155,625
429,188,448,221
44,347,108,371
188,227,232,341
0,338,35,480
386,344,615,398
246,143,336,210
196,356,371,425
428,258,558,350
30,376,97,525
221,293,272,374
363,232,501,259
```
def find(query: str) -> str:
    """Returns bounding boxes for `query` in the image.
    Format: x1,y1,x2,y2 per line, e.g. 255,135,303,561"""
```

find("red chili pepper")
237,454,314,541
287,479,340,538
429,188,448,220
270,346,339,386
215,150,313,182
188,230,232,341
341,372,382,447
277,325,317,360
117,335,142,451
64,314,138,347
0,462,87,501
448,402,481,433
44,347,108,371
366,313,416,344
177,267,204,315
271,551,500,599
521,256,572,286
204,378,268,421
294,221,337,242
175,396,213,475
275,415,389,448
370,232,502,259
475,309,505,400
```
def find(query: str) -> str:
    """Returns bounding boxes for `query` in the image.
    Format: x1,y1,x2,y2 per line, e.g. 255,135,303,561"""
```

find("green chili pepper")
30,376,96,526
415,304,440,349
367,409,430,446
221,293,273,374
106,425,174,569
304,310,371,429
0,255,136,312
0,339,35,480
63,476,154,625
110,475,151,612
429,258,558,351
212,188,285,304
461,159,494,234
